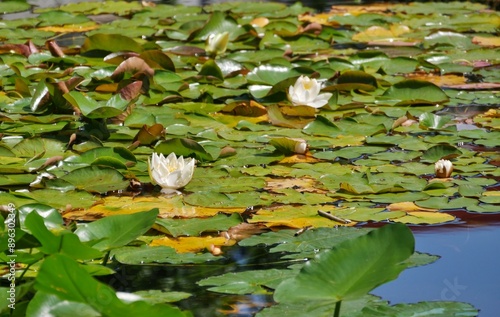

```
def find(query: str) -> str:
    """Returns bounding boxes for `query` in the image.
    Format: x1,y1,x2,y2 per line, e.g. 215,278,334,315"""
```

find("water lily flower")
288,75,332,108
206,32,229,57
294,140,307,154
148,152,195,195
435,159,453,178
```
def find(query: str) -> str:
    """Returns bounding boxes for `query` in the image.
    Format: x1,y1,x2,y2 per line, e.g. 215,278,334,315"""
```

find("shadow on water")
103,245,286,316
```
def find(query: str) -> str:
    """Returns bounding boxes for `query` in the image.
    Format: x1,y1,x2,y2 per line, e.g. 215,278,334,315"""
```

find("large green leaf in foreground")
75,208,158,251
31,254,188,317
274,223,414,304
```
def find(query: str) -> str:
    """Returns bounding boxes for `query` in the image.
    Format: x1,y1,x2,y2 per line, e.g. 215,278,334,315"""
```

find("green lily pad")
154,213,242,238
421,144,462,162
0,1,31,13
381,80,449,106
61,165,129,193
112,245,219,264
81,33,143,55
198,268,298,295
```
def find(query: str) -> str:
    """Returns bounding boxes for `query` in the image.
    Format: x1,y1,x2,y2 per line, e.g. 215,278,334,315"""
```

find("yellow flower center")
303,80,313,90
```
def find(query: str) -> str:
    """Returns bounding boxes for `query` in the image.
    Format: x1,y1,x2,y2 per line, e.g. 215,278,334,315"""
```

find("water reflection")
104,245,285,316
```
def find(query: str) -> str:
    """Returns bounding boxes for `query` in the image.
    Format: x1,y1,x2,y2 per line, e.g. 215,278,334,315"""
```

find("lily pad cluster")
0,0,498,316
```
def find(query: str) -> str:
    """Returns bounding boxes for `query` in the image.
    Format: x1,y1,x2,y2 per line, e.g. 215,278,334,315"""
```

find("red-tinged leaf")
119,81,142,101
112,56,154,78
140,50,175,71
134,124,164,145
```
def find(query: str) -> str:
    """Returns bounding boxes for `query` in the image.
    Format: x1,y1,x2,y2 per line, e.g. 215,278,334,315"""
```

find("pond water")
107,213,500,316
376,217,500,317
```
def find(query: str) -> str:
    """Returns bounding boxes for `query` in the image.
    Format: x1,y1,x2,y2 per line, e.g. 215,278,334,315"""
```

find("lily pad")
61,165,129,193
381,80,449,106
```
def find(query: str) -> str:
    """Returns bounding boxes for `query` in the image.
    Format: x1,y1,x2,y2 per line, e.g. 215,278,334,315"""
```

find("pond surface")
108,214,500,316
376,219,500,317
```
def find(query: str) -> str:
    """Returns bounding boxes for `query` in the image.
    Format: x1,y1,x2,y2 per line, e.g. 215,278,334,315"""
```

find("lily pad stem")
334,301,342,317
102,251,111,266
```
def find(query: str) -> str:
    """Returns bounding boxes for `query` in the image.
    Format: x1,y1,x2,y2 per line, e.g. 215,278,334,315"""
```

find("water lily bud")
294,140,307,154
288,75,332,108
148,152,195,195
206,32,229,57
435,159,453,178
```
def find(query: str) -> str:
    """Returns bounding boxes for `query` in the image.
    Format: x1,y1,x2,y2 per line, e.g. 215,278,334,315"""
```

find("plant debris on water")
0,0,498,316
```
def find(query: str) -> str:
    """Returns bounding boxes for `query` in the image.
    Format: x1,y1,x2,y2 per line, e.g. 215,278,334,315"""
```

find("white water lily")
288,75,332,108
435,159,453,178
294,140,307,154
206,32,229,57
148,152,195,195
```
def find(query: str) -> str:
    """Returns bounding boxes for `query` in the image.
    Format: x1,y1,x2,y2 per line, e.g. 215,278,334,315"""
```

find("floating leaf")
381,80,449,106
81,33,143,55
155,138,214,161
419,112,452,129
61,166,129,193
149,236,235,253
198,269,298,295
112,245,219,264
421,144,461,162
154,213,242,237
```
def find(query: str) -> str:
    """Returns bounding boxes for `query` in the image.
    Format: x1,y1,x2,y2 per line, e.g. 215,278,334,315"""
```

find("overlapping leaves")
0,0,498,315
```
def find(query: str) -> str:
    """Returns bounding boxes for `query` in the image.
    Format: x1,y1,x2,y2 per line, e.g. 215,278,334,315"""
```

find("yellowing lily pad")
352,24,412,43
63,195,244,221
472,36,500,47
150,236,235,253
37,23,99,33
392,211,455,225
248,205,358,228
387,202,438,212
